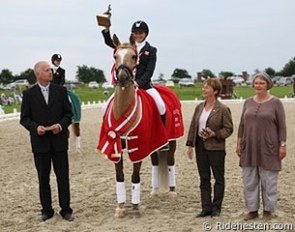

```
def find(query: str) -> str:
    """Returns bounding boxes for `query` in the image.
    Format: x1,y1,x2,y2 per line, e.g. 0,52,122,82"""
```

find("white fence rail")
1,98,294,122
0,100,105,122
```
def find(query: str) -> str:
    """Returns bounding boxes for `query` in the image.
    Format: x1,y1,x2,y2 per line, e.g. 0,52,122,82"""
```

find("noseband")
116,64,134,88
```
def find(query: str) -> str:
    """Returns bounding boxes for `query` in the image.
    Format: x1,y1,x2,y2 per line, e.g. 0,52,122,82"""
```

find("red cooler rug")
154,85,184,141
97,87,184,163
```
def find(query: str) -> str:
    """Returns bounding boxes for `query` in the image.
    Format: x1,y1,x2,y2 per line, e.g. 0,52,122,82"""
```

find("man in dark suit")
20,61,74,222
51,54,65,86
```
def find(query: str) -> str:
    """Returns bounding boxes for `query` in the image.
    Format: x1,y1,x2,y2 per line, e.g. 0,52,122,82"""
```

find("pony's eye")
113,54,117,60
132,55,137,60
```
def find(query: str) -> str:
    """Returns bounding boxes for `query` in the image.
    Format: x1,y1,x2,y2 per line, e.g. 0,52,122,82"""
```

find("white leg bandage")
168,165,176,187
151,165,159,189
76,136,81,149
131,183,141,205
116,182,126,204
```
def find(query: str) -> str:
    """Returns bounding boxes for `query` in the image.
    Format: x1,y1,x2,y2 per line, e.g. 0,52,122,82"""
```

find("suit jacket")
51,67,65,86
20,84,73,153
186,100,233,151
102,30,157,89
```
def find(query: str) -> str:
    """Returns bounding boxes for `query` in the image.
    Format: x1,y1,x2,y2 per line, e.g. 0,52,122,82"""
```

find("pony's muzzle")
117,71,129,87
116,64,133,88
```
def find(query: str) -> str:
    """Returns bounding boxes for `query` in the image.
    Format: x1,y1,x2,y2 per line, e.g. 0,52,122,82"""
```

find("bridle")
116,64,134,86
113,45,138,89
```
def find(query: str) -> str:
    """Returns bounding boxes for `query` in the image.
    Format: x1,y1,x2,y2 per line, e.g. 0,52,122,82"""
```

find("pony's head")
112,34,137,89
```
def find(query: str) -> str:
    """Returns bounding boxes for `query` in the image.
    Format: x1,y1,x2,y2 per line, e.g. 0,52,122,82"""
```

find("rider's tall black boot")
160,113,166,126
160,113,169,151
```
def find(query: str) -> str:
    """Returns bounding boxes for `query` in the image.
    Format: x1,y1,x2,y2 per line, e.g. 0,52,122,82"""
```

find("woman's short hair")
252,72,273,90
204,78,223,97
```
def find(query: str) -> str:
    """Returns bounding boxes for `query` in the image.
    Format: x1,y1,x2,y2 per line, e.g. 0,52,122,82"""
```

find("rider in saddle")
101,20,168,150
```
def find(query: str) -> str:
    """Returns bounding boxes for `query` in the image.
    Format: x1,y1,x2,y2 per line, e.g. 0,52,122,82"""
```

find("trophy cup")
96,4,112,27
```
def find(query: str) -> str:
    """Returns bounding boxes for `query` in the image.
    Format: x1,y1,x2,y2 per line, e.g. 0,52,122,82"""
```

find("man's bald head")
34,61,52,85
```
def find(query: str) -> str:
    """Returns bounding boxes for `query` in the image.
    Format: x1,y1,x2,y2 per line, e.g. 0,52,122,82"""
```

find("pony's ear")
129,34,136,47
112,34,121,47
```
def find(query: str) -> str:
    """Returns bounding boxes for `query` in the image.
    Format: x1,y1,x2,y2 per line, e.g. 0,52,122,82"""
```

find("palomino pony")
97,34,184,218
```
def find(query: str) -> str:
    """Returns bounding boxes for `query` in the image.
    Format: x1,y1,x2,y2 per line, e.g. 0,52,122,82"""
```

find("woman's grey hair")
252,72,273,90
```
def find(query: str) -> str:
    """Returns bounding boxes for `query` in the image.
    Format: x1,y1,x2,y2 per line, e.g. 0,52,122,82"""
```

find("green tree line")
1,57,295,84
0,65,107,84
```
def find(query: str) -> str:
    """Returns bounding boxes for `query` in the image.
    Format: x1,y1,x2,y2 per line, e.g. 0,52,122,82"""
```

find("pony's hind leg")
114,158,127,218
72,123,81,150
150,152,160,196
167,141,177,198
131,162,142,218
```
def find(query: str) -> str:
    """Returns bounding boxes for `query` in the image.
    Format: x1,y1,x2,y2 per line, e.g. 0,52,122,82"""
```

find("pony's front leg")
114,158,126,218
131,161,142,218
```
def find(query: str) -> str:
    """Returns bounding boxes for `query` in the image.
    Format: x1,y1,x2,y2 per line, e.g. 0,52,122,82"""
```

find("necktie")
42,88,49,104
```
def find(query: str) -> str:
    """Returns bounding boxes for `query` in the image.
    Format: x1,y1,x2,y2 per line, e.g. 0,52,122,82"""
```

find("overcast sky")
1,0,295,81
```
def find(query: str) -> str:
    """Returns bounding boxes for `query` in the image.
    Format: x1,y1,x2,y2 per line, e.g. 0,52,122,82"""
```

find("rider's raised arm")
102,28,116,49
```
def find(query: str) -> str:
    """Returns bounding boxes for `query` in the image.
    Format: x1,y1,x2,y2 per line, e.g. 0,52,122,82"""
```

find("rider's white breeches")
146,88,166,115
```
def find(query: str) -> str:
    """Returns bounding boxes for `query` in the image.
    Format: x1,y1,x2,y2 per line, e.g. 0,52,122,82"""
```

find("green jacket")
67,90,81,123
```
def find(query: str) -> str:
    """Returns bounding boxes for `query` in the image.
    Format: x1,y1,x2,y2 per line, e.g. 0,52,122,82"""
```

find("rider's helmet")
131,20,149,36
51,54,62,63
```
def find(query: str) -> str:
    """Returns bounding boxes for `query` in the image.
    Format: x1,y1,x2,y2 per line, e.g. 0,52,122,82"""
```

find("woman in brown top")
186,78,233,217
236,72,287,221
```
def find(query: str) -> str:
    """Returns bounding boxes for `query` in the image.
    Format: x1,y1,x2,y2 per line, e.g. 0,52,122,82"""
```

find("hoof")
150,188,159,197
114,207,126,218
168,191,177,198
130,209,141,218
